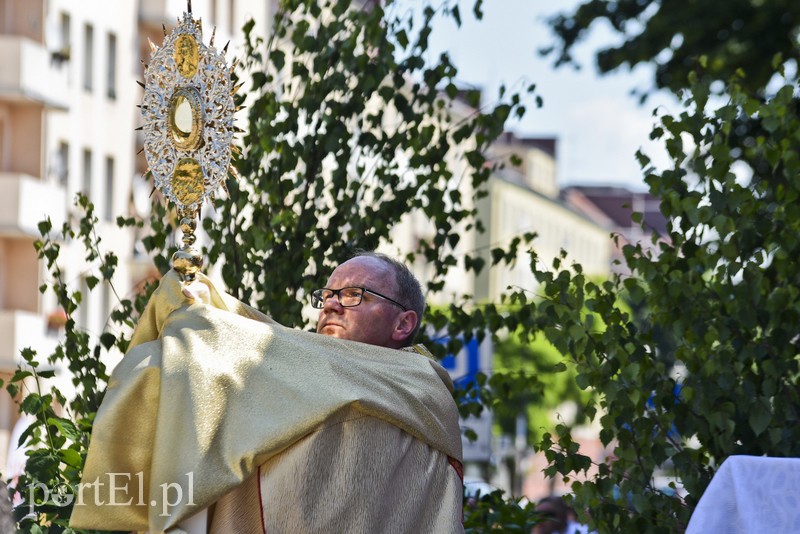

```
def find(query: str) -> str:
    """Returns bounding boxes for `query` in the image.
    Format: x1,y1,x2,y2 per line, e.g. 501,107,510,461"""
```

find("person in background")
532,496,569,534
565,503,595,534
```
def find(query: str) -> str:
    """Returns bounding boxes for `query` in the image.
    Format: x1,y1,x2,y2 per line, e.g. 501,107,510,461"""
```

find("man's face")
316,256,410,348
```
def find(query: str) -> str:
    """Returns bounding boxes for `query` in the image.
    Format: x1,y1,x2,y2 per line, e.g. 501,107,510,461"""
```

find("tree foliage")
5,196,151,533
544,0,800,94
533,67,800,531
463,490,540,533
494,333,590,444
205,0,530,340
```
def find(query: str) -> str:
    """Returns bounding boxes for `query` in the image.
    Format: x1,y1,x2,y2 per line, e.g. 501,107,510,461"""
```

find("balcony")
0,35,68,109
0,310,58,373
0,173,66,238
139,0,172,27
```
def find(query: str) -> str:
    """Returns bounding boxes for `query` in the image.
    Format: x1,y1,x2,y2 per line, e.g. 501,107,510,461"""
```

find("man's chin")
319,324,345,338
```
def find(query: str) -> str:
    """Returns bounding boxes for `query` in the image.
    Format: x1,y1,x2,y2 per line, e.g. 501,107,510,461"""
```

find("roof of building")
494,132,557,157
562,185,669,236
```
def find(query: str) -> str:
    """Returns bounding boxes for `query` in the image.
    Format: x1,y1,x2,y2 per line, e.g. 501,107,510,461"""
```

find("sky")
422,0,680,190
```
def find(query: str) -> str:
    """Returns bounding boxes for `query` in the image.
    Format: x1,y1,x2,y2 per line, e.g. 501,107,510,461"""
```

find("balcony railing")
139,0,171,27
0,35,69,109
0,173,66,238
0,310,59,373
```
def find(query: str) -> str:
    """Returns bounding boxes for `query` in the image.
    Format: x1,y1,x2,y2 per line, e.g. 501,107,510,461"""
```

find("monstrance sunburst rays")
139,0,243,281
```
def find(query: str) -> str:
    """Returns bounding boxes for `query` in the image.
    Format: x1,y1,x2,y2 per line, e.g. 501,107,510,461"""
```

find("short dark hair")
352,251,426,346
535,496,568,532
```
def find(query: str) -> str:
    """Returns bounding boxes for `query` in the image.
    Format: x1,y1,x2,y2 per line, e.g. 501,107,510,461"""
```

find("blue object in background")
438,336,481,389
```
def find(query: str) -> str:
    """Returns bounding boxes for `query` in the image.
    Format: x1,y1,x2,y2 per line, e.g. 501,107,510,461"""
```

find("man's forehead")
327,257,393,287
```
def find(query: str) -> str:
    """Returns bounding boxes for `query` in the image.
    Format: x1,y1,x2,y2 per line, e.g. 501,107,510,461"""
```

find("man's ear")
392,310,418,343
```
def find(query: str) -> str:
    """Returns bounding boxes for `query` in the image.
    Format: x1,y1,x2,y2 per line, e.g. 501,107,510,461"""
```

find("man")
71,252,463,533
315,252,424,348
184,252,423,347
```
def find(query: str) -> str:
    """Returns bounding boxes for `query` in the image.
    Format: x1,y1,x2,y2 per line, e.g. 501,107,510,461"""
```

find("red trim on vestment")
448,456,465,524
258,464,266,534
447,456,464,483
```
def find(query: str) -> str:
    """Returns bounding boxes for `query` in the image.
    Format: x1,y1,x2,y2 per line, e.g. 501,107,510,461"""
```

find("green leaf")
575,373,590,390
12,370,33,382
100,332,116,350
59,448,83,468
269,49,285,71
48,417,81,442
26,450,60,473
396,29,408,48
20,393,43,415
37,218,52,236
451,5,461,26
748,397,772,436
567,324,584,340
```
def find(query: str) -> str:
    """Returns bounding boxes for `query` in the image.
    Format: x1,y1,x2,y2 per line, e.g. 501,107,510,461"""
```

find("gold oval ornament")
142,10,234,212
172,158,205,205
142,8,237,280
174,33,199,78
168,86,203,150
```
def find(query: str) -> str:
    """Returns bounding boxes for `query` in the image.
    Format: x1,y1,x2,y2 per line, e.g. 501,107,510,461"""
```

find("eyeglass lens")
312,287,364,308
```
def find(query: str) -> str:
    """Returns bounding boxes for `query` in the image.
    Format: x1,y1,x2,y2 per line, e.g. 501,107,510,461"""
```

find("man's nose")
323,294,344,312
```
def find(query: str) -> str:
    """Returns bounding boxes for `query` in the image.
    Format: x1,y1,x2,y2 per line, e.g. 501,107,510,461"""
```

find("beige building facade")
388,132,611,307
475,135,611,303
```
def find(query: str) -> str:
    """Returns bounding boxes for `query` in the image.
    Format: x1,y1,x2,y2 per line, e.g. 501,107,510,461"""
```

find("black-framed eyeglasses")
311,287,408,311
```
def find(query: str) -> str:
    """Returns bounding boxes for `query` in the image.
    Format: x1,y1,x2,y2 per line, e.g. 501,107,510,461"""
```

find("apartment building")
1,0,78,468
389,129,611,308
474,134,611,303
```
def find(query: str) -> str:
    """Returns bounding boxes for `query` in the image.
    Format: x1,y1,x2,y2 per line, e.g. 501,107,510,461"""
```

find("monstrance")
140,1,240,281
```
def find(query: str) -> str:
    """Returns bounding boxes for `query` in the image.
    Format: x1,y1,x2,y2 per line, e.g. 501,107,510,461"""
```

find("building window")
79,276,90,330
55,12,71,64
83,24,94,91
57,142,69,187
82,149,92,201
100,281,111,328
0,117,6,172
105,157,114,221
107,33,117,99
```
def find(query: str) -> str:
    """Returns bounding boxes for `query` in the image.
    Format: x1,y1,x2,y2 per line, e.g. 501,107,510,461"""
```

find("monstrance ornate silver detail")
140,1,240,281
